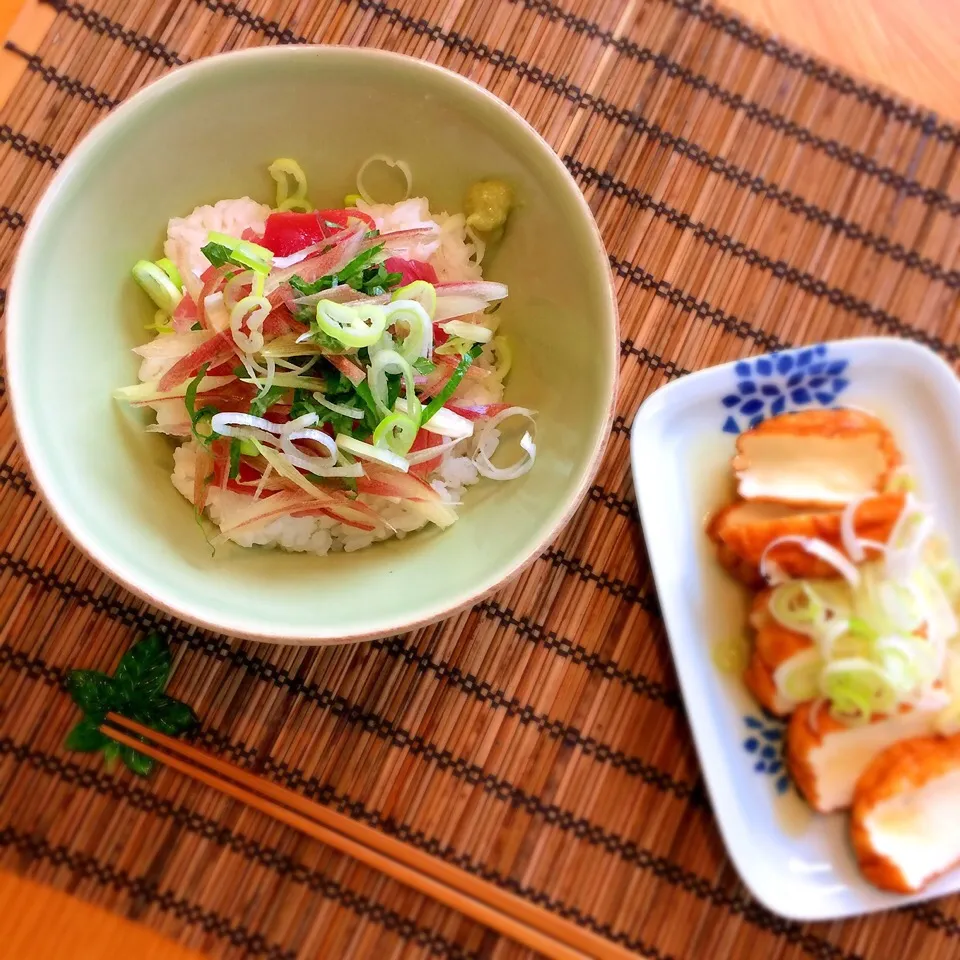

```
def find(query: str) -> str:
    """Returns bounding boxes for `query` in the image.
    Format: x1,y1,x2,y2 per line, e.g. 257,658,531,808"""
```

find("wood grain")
0,870,206,960
729,0,960,121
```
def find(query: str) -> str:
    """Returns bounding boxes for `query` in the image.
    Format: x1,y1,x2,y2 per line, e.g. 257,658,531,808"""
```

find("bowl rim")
6,44,619,644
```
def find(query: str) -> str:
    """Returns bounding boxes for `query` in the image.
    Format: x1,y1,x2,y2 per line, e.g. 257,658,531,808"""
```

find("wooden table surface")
0,0,957,957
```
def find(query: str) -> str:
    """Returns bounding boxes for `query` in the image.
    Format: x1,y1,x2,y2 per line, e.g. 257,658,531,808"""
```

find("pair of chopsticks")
101,714,636,960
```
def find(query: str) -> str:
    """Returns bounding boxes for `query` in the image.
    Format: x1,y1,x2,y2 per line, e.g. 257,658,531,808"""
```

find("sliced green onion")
822,658,899,721
155,257,183,289
315,300,387,349
230,295,271,354
133,259,183,313
312,392,364,420
934,556,960,603
207,231,273,274
392,280,436,319
367,349,421,422
269,158,313,212
356,154,412,205
773,648,824,703
145,309,174,334
373,412,418,456
769,582,824,636
336,434,409,472
222,269,255,311
847,616,878,640
386,299,433,362
441,320,493,343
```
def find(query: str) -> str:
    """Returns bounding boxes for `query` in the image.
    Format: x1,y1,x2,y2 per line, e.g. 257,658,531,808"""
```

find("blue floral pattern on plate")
743,713,790,795
721,344,851,434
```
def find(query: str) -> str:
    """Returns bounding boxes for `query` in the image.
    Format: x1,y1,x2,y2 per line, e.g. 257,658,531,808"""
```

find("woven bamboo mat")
0,0,959,958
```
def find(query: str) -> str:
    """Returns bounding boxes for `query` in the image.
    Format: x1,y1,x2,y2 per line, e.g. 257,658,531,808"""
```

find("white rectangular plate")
630,337,960,921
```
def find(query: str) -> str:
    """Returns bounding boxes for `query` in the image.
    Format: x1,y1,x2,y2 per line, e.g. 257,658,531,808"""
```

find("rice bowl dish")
118,158,536,556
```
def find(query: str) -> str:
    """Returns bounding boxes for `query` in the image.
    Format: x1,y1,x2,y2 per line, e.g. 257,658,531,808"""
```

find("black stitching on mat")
0,592,686,807
0,824,294,959
588,485,636,518
199,733,866,960
366,635,688,777
610,252,960,361
0,744,472,959
610,254,788,351
0,464,35,496
0,710,873,957
0,551,680,709
1,633,688,803
45,0,960,273
668,0,960,144
0,205,25,230
511,0,960,188
0,125,63,167
541,548,659,613
221,753,871,960
0,734,918,958
474,600,675,703
40,0,184,65
195,0,306,42
567,157,960,292
347,0,959,216
619,341,690,378
4,42,120,109
3,741,667,959
197,0,960,225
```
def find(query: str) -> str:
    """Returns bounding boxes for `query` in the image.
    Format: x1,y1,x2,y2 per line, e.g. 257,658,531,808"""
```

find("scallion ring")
392,280,437,319
367,349,421,422
315,300,387,349
155,257,183,289
230,295,271,354
207,231,273,275
373,412,419,455
386,299,433,362
133,260,183,313
356,154,412,205
268,158,313,212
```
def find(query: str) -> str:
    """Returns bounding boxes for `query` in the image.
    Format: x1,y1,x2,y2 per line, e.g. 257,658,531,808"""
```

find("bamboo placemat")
1,1,958,958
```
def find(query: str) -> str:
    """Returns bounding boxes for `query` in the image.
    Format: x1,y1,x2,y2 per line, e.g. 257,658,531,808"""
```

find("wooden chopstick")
102,713,635,960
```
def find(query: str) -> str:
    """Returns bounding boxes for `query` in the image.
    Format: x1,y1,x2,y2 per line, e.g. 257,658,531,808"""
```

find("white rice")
357,197,484,281
164,197,271,298
160,194,504,556
172,440,480,554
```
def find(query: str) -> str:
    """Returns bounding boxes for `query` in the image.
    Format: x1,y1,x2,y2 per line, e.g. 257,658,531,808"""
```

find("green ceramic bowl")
8,47,618,644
